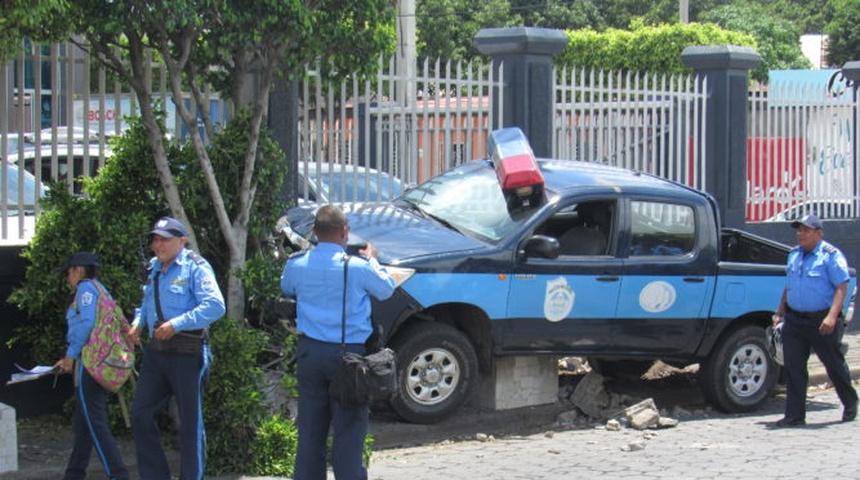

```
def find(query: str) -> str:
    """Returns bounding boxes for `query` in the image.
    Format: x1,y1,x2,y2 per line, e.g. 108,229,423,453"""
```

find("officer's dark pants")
295,336,369,480
64,361,130,480
782,312,858,421
132,344,210,480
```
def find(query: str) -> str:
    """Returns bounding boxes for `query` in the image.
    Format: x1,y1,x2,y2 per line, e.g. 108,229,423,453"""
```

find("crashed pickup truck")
278,127,857,424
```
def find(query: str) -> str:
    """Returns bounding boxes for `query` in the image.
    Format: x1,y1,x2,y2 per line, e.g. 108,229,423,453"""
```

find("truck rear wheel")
699,325,778,412
389,322,478,424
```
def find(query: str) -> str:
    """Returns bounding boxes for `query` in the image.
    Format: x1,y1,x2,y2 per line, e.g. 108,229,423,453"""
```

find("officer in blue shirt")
772,214,857,427
281,205,396,480
55,252,130,480
128,217,225,480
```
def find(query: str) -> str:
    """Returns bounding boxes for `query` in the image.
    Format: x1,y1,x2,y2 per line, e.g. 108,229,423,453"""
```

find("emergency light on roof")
488,127,544,208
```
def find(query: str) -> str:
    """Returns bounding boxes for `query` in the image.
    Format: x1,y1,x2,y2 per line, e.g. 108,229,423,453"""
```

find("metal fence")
747,71,859,222
1,42,230,245
552,67,709,191
6,41,858,245
296,56,503,203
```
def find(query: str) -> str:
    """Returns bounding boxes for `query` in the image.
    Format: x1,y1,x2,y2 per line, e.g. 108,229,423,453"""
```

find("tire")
699,325,779,413
388,322,478,424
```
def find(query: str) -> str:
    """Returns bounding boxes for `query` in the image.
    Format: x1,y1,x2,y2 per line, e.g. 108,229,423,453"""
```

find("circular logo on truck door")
639,281,676,313
544,277,575,322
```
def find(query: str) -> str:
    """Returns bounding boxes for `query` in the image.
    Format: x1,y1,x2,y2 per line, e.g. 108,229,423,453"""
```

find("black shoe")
774,417,805,428
843,404,857,422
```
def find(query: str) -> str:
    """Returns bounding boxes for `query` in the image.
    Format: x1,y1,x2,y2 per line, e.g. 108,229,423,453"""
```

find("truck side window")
630,201,695,256
541,201,614,256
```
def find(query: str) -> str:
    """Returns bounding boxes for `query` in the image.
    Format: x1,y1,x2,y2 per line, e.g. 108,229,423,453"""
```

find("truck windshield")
396,161,526,242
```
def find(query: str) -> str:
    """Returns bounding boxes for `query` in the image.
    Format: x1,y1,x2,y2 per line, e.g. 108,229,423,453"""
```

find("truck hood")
290,202,485,264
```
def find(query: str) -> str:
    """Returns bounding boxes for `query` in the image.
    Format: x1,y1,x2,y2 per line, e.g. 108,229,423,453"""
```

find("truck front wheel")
699,325,779,412
389,322,478,424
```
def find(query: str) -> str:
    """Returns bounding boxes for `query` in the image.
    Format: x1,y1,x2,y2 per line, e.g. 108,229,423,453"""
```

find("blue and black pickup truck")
278,127,857,424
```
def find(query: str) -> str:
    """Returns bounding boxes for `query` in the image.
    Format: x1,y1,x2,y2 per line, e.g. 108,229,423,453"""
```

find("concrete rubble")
556,369,682,435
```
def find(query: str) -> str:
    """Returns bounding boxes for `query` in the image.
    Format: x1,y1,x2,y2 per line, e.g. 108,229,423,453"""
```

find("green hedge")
558,22,757,77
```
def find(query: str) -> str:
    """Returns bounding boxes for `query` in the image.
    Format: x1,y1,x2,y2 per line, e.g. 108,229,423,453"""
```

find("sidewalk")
5,329,859,480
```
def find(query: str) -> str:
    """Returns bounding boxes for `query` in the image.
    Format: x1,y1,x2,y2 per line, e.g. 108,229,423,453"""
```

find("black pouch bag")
328,256,398,406
330,347,398,407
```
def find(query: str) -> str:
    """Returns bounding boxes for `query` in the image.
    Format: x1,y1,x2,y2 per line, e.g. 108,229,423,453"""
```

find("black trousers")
782,312,858,421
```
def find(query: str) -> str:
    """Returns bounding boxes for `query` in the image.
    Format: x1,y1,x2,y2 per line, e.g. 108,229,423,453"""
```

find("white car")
764,199,858,222
295,161,405,204
5,144,111,195
1,162,48,246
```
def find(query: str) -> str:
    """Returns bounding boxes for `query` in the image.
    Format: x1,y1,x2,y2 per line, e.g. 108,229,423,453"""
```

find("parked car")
1,133,28,155
5,144,110,195
1,162,48,245
284,162,405,228
24,127,111,145
295,161,404,204
278,128,844,424
765,199,858,222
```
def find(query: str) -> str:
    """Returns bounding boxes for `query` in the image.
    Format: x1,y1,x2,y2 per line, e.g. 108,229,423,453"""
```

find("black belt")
785,305,830,320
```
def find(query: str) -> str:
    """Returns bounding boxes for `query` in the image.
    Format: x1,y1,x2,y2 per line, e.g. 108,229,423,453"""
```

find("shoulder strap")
340,255,351,354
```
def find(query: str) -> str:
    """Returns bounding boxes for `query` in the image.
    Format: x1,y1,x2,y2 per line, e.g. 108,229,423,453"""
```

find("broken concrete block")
623,398,661,430
571,371,610,419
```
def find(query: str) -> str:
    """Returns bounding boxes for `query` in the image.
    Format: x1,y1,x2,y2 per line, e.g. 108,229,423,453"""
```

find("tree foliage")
417,0,520,62
0,0,68,58
415,0,825,81
825,0,860,67
8,118,168,363
5,0,398,320
700,3,810,81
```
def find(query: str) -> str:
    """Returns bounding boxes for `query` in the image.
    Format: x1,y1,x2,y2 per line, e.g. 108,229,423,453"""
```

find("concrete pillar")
843,61,860,233
473,27,568,158
269,77,299,205
0,403,18,474
473,355,558,411
681,46,761,228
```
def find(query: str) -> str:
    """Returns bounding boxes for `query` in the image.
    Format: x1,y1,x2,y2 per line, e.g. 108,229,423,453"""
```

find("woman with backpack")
53,251,130,480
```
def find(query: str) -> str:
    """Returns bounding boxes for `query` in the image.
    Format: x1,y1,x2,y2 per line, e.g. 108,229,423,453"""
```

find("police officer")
280,205,396,480
128,217,225,479
55,252,130,480
772,214,857,427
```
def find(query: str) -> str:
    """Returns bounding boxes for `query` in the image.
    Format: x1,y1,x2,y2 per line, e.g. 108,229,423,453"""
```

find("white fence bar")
2,41,228,244
296,56,502,204
747,72,859,222
552,67,708,192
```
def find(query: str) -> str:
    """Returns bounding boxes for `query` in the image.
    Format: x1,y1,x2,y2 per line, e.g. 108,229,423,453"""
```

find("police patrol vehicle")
278,127,857,424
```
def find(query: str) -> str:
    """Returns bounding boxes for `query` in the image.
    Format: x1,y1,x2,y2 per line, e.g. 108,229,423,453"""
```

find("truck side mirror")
520,234,560,260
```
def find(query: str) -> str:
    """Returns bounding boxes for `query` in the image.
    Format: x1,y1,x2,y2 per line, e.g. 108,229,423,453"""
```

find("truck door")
616,199,716,355
501,199,623,355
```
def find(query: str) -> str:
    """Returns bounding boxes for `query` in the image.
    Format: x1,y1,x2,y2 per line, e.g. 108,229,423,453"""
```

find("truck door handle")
596,276,619,282
683,277,705,283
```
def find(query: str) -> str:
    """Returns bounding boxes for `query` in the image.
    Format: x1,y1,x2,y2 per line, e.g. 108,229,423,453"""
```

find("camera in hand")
346,242,368,256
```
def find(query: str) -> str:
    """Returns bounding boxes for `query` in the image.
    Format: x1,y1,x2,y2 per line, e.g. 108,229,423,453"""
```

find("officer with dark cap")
55,251,130,480
128,216,225,480
772,214,857,427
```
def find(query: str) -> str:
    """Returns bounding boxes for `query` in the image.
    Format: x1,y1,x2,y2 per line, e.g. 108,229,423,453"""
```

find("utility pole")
396,0,416,106
680,0,689,23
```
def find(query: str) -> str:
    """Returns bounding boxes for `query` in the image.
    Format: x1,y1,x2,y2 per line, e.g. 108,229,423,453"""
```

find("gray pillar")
843,61,860,226
269,77,299,205
474,27,568,158
681,46,760,228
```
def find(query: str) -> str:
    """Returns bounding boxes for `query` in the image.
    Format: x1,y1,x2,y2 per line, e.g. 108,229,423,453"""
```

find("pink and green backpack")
81,282,135,393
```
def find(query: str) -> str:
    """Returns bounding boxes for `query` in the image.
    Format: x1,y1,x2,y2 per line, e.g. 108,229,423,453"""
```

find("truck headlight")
384,266,415,287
